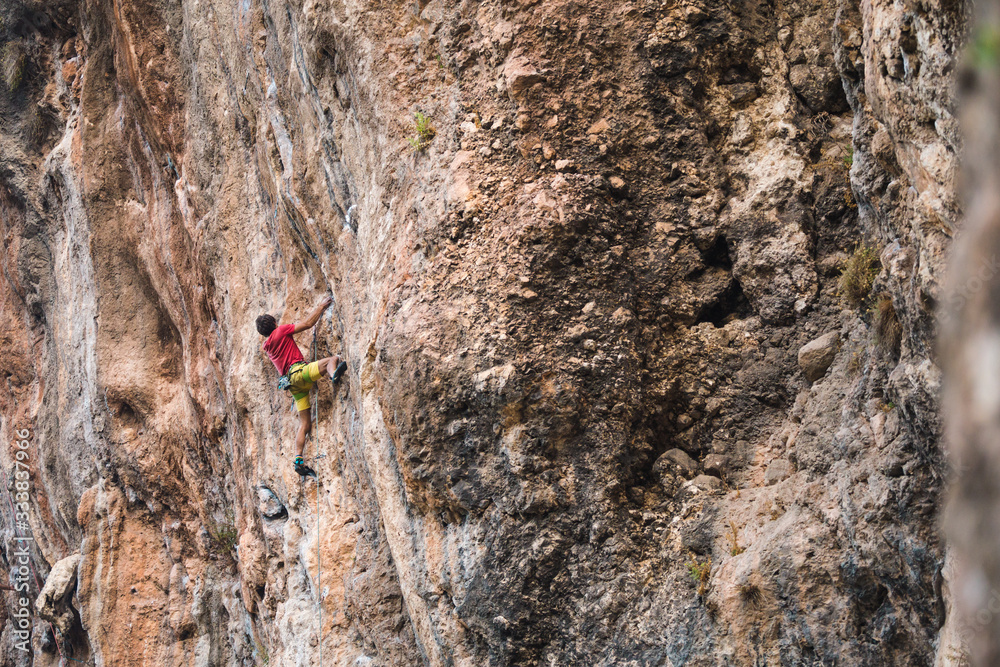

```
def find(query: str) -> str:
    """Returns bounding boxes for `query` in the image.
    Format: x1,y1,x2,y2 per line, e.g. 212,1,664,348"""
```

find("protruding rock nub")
798,332,840,382
258,486,288,521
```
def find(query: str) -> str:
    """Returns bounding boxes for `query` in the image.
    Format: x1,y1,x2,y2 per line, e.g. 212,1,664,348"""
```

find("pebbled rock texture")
0,0,972,664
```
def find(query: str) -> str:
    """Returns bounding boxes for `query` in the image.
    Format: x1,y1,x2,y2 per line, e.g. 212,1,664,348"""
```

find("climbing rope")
316,486,322,667
309,324,323,667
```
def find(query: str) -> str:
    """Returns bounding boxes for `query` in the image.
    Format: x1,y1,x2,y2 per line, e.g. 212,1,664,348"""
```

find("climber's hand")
295,296,335,333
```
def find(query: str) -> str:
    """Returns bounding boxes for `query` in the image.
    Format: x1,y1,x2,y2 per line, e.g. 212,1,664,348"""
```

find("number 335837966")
13,429,30,511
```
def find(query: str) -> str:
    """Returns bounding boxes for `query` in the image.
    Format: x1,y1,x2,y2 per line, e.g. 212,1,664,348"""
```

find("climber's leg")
288,364,323,478
294,409,312,458
315,355,346,383
292,409,316,477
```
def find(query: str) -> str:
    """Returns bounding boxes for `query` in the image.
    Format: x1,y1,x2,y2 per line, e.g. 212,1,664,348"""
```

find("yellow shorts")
287,361,322,412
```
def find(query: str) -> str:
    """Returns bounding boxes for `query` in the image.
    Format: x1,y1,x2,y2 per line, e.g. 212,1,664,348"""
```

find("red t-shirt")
263,323,304,374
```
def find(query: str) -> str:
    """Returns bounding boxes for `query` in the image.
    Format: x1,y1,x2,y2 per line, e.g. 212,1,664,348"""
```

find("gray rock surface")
798,331,841,382
703,453,730,478
690,474,726,494
257,486,288,521
655,448,699,479
35,554,81,636
764,458,793,485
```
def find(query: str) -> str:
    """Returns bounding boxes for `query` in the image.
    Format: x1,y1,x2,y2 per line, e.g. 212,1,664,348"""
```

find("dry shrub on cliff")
26,105,48,146
739,582,765,609
838,243,880,308
873,295,902,353
1,40,26,90
726,520,745,556
847,348,865,376
254,639,270,664
844,189,858,210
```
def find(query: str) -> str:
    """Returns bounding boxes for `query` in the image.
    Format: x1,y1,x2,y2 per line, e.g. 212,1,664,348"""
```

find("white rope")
317,491,322,667
311,318,323,667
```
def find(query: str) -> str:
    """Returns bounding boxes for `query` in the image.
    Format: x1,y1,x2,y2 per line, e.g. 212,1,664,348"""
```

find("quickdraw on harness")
278,361,307,391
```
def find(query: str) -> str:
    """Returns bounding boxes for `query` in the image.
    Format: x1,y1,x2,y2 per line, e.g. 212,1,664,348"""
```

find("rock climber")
257,296,347,477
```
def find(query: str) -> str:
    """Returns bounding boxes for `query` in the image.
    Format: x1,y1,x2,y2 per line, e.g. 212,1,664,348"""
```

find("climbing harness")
278,361,307,391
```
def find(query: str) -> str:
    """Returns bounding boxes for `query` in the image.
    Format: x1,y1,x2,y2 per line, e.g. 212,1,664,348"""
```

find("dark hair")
256,314,277,337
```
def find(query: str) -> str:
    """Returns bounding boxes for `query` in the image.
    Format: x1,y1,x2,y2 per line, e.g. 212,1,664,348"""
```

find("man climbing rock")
257,296,347,477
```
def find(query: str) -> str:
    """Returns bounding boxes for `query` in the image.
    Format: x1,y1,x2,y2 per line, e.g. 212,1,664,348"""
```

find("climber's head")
256,314,277,337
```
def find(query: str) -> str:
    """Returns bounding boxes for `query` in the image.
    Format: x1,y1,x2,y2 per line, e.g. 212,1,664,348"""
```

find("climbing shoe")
293,457,317,479
331,360,348,384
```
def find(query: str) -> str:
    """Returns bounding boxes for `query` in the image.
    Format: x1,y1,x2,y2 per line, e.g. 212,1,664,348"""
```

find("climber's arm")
293,296,333,334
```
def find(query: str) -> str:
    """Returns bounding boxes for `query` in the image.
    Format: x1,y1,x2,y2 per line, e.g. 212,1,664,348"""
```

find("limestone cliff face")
0,0,970,665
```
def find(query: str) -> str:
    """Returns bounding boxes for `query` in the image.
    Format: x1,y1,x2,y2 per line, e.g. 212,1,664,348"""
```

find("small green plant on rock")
686,554,712,596
407,111,436,151
208,512,239,554
838,243,880,309
842,144,854,169
211,523,238,552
